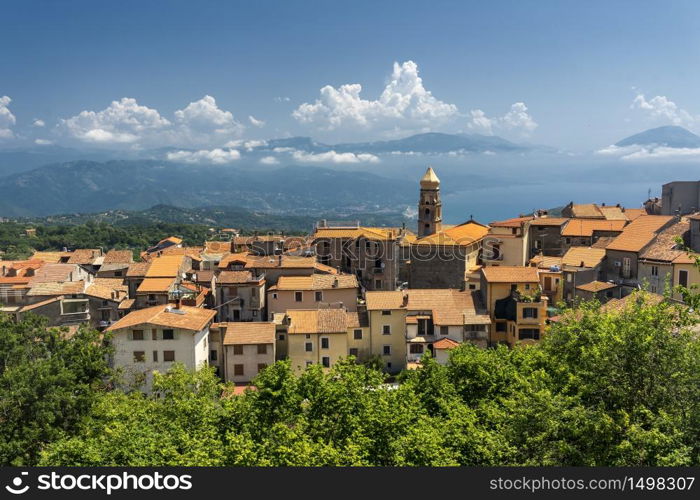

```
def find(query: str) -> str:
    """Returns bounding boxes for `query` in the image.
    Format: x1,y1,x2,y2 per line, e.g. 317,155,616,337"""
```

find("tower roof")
420,167,440,188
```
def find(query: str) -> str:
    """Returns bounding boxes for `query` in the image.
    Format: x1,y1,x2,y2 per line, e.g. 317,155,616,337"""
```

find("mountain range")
615,125,700,148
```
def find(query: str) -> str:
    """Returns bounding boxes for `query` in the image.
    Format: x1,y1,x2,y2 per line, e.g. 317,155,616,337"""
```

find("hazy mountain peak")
615,125,700,148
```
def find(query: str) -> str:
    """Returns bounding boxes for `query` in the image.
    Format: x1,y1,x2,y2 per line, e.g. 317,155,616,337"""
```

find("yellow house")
364,291,408,373
672,252,700,303
528,254,564,305
267,274,359,315
284,308,366,373
480,266,548,346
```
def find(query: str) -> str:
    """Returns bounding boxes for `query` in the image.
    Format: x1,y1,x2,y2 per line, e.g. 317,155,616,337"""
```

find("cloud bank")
0,96,17,139
467,102,538,136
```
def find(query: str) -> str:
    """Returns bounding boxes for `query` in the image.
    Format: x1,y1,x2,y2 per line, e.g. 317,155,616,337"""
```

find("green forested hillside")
1,292,697,466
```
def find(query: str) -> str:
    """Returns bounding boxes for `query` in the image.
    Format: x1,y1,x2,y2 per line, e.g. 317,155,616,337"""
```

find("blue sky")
2,0,700,151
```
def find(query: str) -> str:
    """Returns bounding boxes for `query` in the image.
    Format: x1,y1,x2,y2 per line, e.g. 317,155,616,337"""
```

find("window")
133,351,145,362
439,326,448,336
257,363,267,372
295,291,303,302
278,334,285,341
305,342,313,352
349,348,359,357
163,351,175,362
518,329,540,340
566,273,572,283
651,266,659,277
305,361,313,367
272,292,278,299
315,291,323,302
622,257,631,278
387,362,392,369
257,344,267,355
375,280,382,289
321,337,329,349
496,322,507,332
162,329,174,340
151,329,157,340
252,310,257,317
353,329,363,340
679,270,689,287
522,307,538,319
234,364,244,376
565,237,571,245
524,284,530,290
233,345,243,355
322,356,330,368
409,344,424,354
152,350,158,362
210,349,217,361
468,284,476,290
382,325,391,335
132,330,144,340
381,310,391,316
650,285,657,293
383,345,391,356
305,334,311,339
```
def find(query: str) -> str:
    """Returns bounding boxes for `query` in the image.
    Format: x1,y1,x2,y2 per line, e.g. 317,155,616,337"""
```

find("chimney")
401,292,409,307
278,254,282,265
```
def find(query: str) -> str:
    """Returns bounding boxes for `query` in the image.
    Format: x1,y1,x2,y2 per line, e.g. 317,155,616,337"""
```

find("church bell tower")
418,166,442,238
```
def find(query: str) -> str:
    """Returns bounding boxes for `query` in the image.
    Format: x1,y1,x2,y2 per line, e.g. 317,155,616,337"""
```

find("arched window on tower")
425,208,430,216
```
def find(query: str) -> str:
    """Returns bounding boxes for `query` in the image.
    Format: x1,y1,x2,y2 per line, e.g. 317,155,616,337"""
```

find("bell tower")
418,166,442,238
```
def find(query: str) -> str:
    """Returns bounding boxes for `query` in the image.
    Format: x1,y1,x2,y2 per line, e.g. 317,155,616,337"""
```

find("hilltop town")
1,169,699,388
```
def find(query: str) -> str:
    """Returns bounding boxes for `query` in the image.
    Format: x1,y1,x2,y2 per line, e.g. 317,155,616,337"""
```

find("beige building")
480,266,548,346
483,216,532,267
214,270,265,321
637,220,689,295
215,322,276,383
364,291,409,373
284,308,365,373
267,274,359,315
106,304,216,389
672,252,700,303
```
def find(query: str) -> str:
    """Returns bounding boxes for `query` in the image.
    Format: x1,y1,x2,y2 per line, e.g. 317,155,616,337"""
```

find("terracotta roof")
591,236,617,249
136,277,176,293
217,252,249,269
126,261,149,277
19,296,62,311
405,289,490,325
273,274,358,290
433,337,460,350
85,278,127,300
245,255,317,269
345,310,369,328
118,298,135,310
529,255,563,269
606,215,674,253
67,249,101,265
481,266,539,283
217,271,256,284
365,291,405,310
528,217,569,227
27,280,85,296
569,204,604,218
413,220,489,246
145,255,184,277
103,250,134,264
489,216,533,228
203,241,232,255
193,270,215,283
106,304,216,332
561,219,627,237
220,322,275,345
576,280,617,292
29,251,72,263
562,247,607,268
601,291,664,312
314,226,405,241
672,252,698,265
29,263,79,283
599,206,627,220
623,208,647,221
286,308,355,334
638,221,689,262
313,262,340,274
687,212,700,221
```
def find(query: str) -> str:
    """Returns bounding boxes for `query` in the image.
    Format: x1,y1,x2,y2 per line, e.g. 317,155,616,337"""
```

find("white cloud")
293,60,458,136
60,97,170,145
596,143,700,161
248,115,265,127
32,118,46,127
0,96,16,139
166,148,241,164
631,93,696,127
224,139,267,151
259,156,280,165
274,96,291,103
467,102,537,136
174,95,244,140
34,138,54,146
291,150,380,164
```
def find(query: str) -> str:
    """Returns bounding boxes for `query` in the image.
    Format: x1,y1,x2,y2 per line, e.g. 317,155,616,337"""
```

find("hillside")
615,125,700,148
